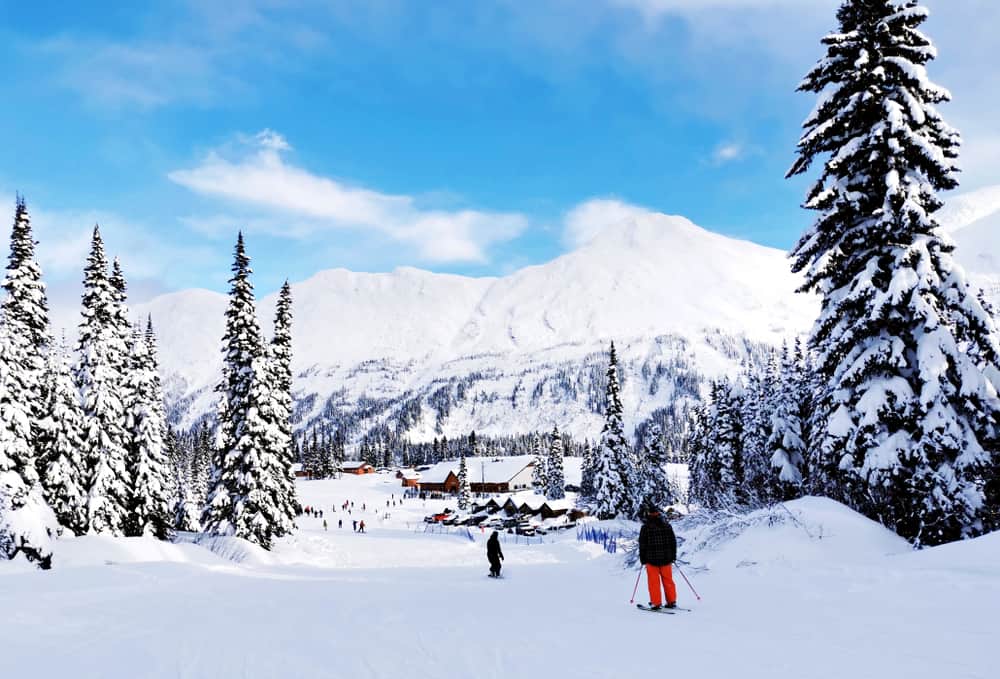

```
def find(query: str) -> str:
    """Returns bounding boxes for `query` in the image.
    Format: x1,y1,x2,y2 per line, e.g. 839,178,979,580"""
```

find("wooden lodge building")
416,457,535,494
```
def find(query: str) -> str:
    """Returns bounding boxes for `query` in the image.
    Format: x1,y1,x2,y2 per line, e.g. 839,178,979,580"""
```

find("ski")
636,604,675,614
636,604,691,613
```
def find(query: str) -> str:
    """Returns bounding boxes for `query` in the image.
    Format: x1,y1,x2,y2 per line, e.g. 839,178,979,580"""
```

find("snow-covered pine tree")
0,319,58,568
531,433,548,493
686,399,712,507
457,452,471,510
263,281,298,535
192,421,213,507
202,233,281,549
2,197,53,457
168,427,201,532
579,439,595,499
123,327,173,539
592,342,636,519
687,380,745,510
76,226,131,535
789,0,1000,546
640,423,674,510
546,425,566,500
768,343,808,501
247,349,292,537
714,380,745,508
37,336,87,535
741,357,778,506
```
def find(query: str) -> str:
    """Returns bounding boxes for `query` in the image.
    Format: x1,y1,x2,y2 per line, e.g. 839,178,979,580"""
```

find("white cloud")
712,142,745,165
562,198,655,248
168,132,528,263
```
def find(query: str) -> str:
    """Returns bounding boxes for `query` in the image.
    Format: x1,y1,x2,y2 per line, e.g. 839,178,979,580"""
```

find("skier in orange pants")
638,505,678,609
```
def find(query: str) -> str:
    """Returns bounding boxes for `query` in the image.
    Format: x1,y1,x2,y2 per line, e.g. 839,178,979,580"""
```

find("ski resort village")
1,1,999,678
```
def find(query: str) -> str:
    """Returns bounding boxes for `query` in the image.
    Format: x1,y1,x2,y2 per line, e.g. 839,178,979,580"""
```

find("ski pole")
629,566,643,604
675,563,701,601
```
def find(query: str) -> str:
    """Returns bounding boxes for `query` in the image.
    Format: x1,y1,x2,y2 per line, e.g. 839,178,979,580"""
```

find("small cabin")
340,461,375,475
398,469,421,488
292,463,309,479
539,499,573,519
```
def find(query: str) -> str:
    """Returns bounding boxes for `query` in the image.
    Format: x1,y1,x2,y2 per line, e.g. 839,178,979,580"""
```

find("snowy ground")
2,472,996,679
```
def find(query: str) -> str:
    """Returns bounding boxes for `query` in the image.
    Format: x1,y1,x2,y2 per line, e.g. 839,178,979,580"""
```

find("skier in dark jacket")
487,531,504,577
638,506,678,609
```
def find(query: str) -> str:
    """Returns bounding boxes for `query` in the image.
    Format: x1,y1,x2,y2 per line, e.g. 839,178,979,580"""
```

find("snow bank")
677,496,910,571
51,534,227,569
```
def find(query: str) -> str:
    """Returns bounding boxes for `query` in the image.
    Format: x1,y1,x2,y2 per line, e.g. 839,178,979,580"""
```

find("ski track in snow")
1,475,996,679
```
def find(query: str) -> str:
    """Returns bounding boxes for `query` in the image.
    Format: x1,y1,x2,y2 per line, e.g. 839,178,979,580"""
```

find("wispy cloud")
711,142,745,165
169,131,529,263
35,37,229,110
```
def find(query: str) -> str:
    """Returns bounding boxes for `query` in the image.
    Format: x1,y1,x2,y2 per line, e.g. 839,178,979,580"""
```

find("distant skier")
359,520,366,533
353,520,358,532
323,519,328,531
338,519,343,529
638,504,678,610
487,531,504,577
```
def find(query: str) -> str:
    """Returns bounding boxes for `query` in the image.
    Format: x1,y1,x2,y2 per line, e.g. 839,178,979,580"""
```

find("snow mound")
677,496,910,571
50,534,227,569
178,533,278,567
897,529,1000,574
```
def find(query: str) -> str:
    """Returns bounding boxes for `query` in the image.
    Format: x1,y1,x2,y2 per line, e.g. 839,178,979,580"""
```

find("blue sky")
1,0,997,311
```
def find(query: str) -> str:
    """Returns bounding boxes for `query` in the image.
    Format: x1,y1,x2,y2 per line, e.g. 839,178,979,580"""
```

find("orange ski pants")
646,564,677,607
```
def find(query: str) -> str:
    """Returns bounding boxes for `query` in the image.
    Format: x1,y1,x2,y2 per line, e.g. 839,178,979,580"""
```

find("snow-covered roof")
291,463,304,472
417,461,459,484
417,456,535,486
341,460,371,470
399,470,420,480
515,494,548,511
541,499,573,512
467,456,534,484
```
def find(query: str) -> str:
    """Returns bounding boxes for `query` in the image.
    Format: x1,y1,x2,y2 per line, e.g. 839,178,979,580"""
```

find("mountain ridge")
138,191,1000,442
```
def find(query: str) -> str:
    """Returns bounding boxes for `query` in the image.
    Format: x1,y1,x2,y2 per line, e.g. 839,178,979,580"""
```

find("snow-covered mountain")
141,212,817,444
141,191,1000,445
941,184,1000,303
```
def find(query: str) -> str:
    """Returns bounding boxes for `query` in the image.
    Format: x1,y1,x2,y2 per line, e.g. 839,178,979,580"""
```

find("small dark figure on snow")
359,520,366,533
487,531,504,577
323,520,328,531
338,519,343,529
353,520,358,532
638,504,678,610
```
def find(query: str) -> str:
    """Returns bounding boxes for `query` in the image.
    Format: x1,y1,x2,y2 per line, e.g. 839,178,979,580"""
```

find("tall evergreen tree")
168,427,201,532
579,439,595,499
260,281,297,536
123,327,173,539
0,320,57,568
592,342,635,519
768,343,808,501
202,233,282,549
76,226,131,535
531,433,548,493
546,425,566,500
37,336,87,535
2,197,52,456
741,357,778,506
789,0,1000,545
640,423,674,509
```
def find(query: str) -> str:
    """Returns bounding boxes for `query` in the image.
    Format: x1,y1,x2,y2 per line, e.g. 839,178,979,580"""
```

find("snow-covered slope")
942,184,1000,301
142,212,820,440
2,476,995,679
